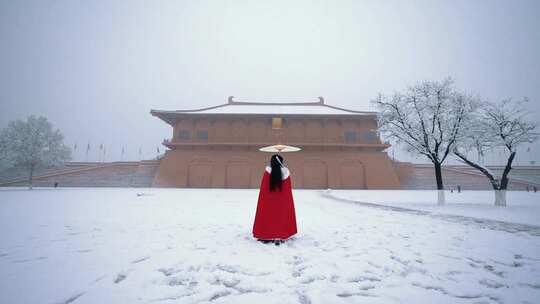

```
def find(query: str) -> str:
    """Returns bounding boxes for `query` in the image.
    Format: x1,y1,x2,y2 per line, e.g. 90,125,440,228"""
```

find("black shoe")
274,240,281,246
259,240,272,244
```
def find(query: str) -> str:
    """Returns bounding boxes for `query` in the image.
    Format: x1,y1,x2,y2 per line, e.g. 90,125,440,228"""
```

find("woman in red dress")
252,154,297,245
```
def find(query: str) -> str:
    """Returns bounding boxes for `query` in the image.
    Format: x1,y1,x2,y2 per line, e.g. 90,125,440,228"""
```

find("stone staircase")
0,165,68,183
0,161,158,188
396,163,540,190
488,167,540,185
2,160,538,190
130,160,160,187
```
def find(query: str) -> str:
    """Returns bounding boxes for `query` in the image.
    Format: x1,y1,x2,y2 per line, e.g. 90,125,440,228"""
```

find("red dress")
252,167,298,240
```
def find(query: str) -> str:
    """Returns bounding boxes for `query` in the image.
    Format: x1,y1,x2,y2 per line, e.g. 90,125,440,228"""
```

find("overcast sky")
1,0,539,164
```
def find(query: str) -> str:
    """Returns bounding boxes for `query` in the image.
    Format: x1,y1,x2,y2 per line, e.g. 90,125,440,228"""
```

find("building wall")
152,148,401,189
167,116,381,146
152,114,399,189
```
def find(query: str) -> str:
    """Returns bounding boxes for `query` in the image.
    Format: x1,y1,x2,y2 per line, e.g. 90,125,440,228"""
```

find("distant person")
253,154,297,245
534,186,538,193
526,185,530,192
457,185,462,193
54,182,58,188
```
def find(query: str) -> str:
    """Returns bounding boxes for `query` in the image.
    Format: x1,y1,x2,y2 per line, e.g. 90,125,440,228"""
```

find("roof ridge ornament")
228,96,324,105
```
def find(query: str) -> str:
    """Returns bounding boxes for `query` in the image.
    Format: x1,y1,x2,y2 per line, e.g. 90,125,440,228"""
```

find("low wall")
0,161,160,188
394,162,540,191
1,160,538,190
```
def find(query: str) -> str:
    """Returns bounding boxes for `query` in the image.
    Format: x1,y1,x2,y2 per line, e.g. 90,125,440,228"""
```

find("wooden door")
340,161,365,189
303,160,328,189
226,161,251,188
188,162,213,188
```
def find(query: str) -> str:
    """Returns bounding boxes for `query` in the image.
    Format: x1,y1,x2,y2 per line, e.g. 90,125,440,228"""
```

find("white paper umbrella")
259,144,301,153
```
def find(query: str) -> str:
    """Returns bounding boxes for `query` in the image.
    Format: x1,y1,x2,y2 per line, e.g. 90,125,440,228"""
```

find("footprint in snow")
479,278,506,289
12,257,46,263
75,249,92,253
208,275,240,288
114,271,130,284
411,282,448,294
337,292,376,298
300,275,326,284
297,291,312,304
168,276,197,287
93,275,107,283
217,264,239,274
519,283,540,289
12,258,32,264
348,275,381,283
208,290,231,301
158,267,179,277
56,291,86,304
131,256,150,264
483,264,504,277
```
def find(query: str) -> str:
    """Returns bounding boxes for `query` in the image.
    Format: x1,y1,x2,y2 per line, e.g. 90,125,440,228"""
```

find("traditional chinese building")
1,97,537,189
150,97,401,189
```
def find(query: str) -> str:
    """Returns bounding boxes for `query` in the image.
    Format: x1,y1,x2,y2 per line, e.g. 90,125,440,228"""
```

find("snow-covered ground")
326,190,540,226
1,188,539,304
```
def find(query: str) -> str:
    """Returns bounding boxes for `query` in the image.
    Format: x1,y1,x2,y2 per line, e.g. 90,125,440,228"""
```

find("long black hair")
269,154,284,192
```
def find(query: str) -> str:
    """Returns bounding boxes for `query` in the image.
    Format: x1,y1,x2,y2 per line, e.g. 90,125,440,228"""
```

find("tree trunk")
499,151,516,191
494,190,507,207
433,162,445,205
437,190,446,206
28,164,34,190
433,162,444,190
454,150,499,190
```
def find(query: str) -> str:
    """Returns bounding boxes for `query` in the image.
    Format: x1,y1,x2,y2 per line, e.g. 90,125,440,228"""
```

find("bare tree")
454,98,538,206
373,79,476,204
0,116,71,189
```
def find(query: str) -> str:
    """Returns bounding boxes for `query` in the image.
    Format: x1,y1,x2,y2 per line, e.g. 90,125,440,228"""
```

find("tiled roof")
151,97,375,117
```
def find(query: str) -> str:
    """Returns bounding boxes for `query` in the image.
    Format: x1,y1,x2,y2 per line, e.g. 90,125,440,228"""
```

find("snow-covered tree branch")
454,98,538,206
373,78,477,204
0,116,71,189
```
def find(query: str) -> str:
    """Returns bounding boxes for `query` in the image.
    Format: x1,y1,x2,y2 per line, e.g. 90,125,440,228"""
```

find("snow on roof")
151,96,375,117
177,104,370,115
